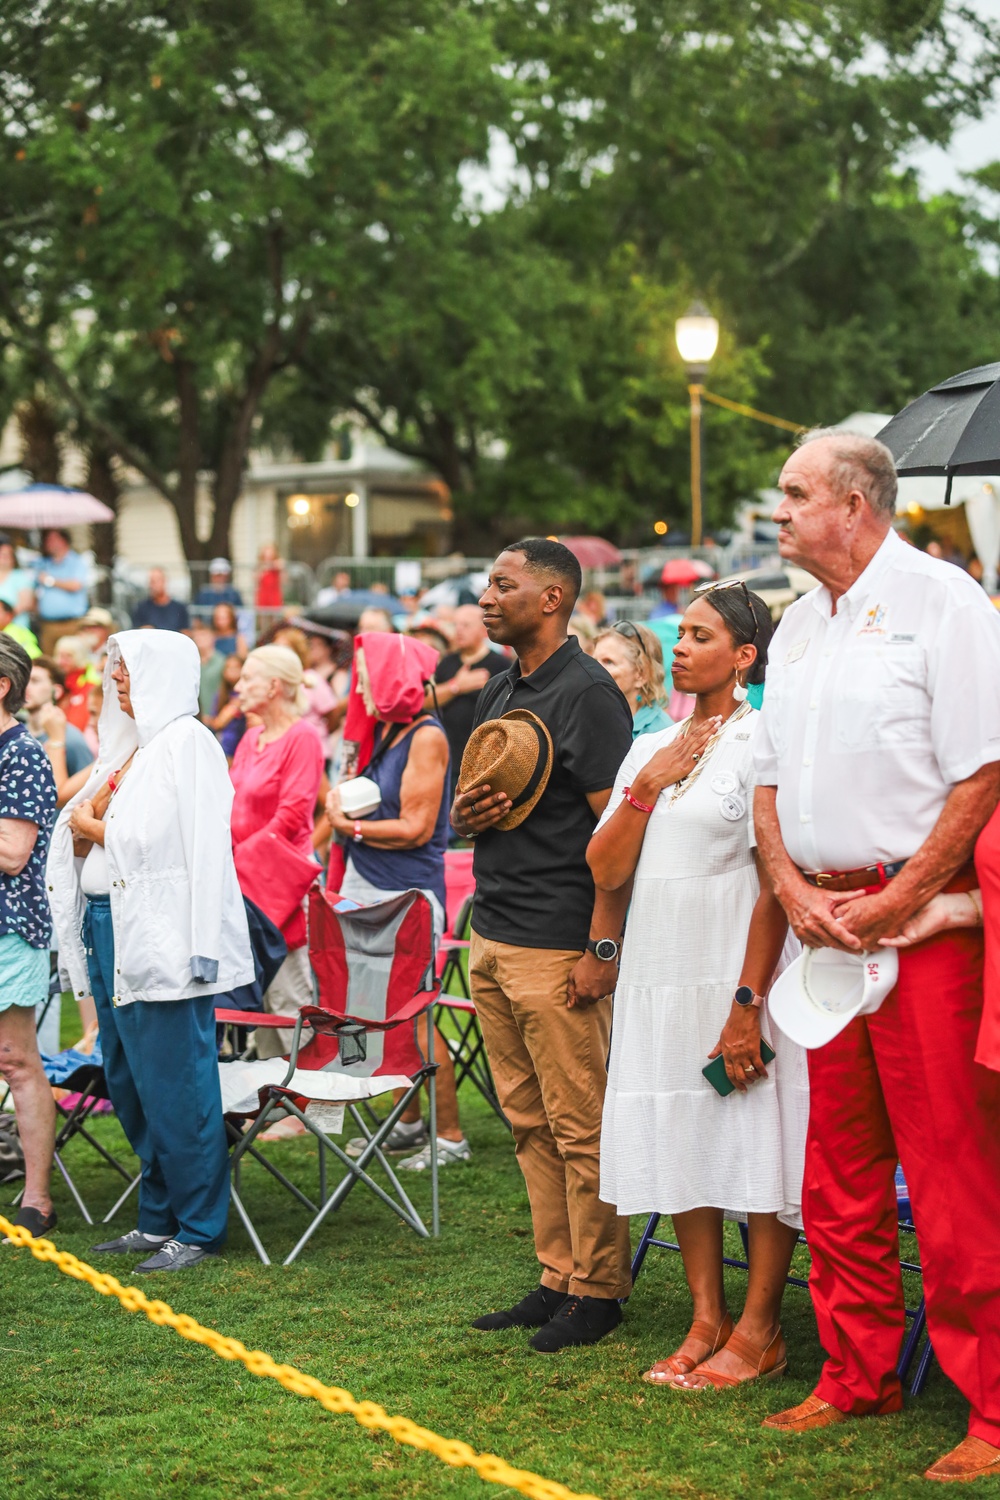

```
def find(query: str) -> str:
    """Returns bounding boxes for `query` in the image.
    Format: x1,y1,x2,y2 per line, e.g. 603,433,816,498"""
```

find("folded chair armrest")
297,989,438,1034
437,993,477,1015
215,1008,300,1027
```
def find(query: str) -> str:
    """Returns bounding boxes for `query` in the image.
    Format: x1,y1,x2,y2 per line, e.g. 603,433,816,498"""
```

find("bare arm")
567,788,634,1009
0,816,39,875
833,762,1000,948
326,726,448,851
709,851,789,1091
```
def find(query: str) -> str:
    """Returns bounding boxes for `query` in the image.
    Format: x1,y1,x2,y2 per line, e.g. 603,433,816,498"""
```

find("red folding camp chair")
219,886,441,1265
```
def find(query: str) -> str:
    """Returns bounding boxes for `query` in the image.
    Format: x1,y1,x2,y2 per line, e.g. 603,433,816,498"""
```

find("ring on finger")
691,751,700,762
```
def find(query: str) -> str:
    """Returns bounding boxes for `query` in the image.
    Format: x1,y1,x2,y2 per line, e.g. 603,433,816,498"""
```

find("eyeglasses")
694,578,759,643
611,620,650,656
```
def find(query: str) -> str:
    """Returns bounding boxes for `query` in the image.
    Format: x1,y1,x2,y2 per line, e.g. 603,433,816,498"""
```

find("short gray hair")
0,636,32,715
795,427,898,518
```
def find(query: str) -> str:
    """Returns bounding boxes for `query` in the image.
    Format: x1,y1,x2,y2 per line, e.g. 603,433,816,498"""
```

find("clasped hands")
779,876,979,954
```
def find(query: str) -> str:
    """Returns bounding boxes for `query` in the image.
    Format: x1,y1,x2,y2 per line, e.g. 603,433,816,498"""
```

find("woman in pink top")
230,645,324,1062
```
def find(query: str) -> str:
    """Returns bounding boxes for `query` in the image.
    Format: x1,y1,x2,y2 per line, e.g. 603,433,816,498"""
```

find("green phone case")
702,1038,776,1097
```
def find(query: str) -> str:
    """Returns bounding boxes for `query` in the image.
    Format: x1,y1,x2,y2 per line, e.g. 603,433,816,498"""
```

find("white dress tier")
599,710,808,1227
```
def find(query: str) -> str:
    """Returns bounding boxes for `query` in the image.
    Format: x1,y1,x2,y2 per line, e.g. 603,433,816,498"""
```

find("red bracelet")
623,786,655,814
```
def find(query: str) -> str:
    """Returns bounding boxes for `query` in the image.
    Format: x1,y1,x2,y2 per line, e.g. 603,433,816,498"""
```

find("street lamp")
675,301,719,547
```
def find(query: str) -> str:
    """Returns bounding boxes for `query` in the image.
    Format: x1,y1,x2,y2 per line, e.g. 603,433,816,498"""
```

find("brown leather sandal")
672,1326,787,1392
641,1312,733,1385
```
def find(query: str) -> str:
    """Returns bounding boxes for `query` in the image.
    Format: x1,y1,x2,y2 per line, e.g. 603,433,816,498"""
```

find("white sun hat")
768,946,899,1050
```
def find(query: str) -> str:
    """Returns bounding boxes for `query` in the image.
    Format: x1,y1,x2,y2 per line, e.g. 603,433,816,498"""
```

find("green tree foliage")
1,0,998,554
0,0,508,556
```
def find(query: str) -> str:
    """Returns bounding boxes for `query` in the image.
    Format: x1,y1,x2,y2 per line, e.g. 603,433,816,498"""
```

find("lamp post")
675,302,719,548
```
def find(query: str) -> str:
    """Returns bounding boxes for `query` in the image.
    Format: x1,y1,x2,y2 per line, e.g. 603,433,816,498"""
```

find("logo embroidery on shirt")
858,603,889,635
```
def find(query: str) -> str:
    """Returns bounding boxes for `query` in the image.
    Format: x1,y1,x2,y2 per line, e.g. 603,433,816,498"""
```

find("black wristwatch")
586,938,620,963
733,984,763,1008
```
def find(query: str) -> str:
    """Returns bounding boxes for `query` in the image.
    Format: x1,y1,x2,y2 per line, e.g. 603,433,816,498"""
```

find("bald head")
453,603,488,653
794,429,898,518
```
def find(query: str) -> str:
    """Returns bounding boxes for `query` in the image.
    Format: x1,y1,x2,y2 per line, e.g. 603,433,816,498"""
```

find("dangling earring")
732,671,748,704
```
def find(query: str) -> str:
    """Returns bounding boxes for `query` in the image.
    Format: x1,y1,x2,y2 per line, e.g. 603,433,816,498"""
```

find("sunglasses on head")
611,620,650,656
693,578,760,644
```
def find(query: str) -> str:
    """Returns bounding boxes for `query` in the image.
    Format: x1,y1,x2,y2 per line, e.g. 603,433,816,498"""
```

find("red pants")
803,928,1000,1442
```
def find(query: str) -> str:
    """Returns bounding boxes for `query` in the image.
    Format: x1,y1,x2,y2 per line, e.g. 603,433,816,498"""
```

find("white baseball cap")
769,946,899,1050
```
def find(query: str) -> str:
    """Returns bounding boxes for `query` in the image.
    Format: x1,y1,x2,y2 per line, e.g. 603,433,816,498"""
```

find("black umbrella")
877,361,1000,504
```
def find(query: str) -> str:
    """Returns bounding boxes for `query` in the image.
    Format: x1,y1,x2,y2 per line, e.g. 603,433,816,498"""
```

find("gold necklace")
667,700,753,806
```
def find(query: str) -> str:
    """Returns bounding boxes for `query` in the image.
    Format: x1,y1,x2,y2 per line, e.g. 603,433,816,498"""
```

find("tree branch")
0,291,177,502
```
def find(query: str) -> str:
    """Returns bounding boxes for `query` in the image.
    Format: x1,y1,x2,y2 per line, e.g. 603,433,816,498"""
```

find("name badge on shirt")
888,632,917,644
785,640,808,664
720,793,746,822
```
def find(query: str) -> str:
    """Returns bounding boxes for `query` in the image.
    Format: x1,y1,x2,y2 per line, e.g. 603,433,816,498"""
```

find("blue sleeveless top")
345,717,450,911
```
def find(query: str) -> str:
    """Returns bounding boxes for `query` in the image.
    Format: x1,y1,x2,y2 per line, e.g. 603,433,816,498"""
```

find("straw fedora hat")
458,709,553,831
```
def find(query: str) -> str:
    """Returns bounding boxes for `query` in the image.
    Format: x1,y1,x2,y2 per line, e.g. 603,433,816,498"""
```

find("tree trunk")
86,444,120,566
16,394,62,482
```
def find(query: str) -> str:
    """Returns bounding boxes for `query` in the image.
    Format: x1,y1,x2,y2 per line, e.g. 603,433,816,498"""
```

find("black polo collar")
504,636,582,694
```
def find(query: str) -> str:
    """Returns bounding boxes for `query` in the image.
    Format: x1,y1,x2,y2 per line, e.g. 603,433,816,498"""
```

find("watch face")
734,985,754,1007
594,938,618,962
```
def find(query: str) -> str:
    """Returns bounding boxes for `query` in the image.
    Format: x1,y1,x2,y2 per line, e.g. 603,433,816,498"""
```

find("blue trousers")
84,897,229,1248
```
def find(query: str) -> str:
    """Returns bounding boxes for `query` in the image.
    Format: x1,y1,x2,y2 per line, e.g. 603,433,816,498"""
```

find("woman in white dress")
588,582,808,1392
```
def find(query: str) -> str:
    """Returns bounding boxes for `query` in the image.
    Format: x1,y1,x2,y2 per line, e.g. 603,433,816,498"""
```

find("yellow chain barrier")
1,1215,601,1500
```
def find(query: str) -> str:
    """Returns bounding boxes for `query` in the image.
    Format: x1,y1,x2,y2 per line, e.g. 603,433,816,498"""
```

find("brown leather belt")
802,860,908,893
801,860,978,895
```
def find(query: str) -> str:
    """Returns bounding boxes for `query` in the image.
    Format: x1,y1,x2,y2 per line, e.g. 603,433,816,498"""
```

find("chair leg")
281,1091,432,1264
427,1026,439,1238
230,1185,271,1265
630,1212,661,1284
52,1152,93,1225
102,1171,141,1224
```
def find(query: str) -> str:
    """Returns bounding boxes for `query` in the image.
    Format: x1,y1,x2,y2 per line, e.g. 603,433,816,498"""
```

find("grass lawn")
1,1006,976,1500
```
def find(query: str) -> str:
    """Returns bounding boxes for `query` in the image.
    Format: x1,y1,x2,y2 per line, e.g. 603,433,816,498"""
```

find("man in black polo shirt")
452,538,633,1352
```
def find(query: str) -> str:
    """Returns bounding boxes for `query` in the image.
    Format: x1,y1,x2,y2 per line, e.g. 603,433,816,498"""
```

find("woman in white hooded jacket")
47,629,253,1272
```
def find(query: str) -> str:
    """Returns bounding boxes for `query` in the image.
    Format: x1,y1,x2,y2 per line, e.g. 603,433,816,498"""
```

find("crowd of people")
3,430,1000,1481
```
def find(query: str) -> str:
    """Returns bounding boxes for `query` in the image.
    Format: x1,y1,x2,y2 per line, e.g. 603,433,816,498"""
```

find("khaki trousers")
469,932,632,1300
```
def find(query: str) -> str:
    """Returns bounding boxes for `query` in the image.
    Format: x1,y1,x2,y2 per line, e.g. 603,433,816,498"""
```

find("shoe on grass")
397,1137,471,1171
92,1228,171,1254
2,1205,57,1243
345,1120,428,1158
528,1294,623,1353
472,1284,569,1331
134,1239,218,1273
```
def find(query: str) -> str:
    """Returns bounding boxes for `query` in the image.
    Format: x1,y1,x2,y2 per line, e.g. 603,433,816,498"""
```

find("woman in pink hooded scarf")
326,631,469,1170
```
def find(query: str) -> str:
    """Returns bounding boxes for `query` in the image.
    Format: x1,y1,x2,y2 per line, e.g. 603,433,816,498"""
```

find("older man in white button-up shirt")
753,429,1000,1483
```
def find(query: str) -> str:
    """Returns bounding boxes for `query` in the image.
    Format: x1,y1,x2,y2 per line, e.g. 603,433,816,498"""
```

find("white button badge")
711,772,737,796
720,793,746,822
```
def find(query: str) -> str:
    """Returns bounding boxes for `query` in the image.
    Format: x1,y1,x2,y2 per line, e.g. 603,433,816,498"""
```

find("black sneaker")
528,1294,623,1353
471,1284,569,1331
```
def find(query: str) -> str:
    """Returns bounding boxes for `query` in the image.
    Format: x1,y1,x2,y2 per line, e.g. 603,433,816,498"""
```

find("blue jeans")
84,897,229,1248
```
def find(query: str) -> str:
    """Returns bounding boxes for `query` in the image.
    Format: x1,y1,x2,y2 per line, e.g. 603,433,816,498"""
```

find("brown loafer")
762,1393,851,1432
925,1436,1000,1483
